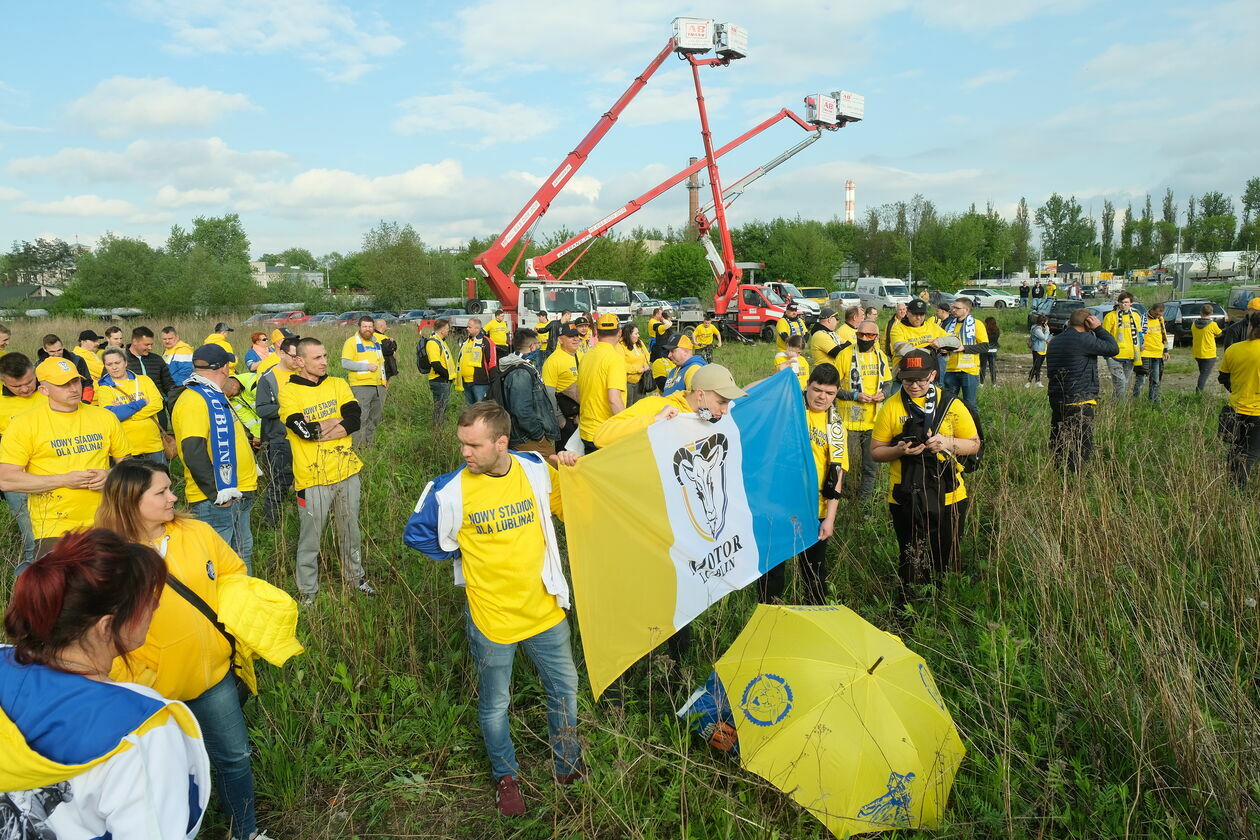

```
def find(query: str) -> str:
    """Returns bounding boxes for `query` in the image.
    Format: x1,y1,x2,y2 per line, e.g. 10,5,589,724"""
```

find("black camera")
892,417,928,447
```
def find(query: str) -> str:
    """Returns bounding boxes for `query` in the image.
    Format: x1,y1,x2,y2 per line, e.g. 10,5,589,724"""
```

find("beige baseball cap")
690,364,747,399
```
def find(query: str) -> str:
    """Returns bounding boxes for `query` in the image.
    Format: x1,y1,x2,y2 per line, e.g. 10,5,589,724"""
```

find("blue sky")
1,1,1256,259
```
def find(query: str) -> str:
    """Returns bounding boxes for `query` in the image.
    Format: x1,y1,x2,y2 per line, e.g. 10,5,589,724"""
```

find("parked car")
1087,301,1148,324
926,290,956,309
399,309,435,323
334,310,373,326
1079,284,1098,298
1163,299,1227,346
1027,297,1089,333
305,313,339,326
262,310,311,326
796,286,830,307
827,290,862,309
370,311,401,325
955,288,1019,309
856,277,913,309
241,313,270,326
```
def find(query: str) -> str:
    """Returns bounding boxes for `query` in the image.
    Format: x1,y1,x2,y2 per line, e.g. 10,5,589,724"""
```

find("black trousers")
259,437,294,523
1028,352,1045,383
890,498,968,592
758,525,828,605
979,352,998,385
1223,411,1260,488
1050,401,1095,473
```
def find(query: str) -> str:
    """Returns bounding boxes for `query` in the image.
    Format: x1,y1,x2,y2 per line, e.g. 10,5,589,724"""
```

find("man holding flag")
404,401,584,818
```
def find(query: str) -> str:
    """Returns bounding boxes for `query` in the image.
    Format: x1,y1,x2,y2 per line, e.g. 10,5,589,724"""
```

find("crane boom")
699,130,822,218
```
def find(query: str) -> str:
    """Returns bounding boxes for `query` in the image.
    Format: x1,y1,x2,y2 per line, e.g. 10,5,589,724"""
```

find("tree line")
3,177,1257,315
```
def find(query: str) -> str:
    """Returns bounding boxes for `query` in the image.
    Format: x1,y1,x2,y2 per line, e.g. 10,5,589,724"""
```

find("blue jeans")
429,379,452,424
4,491,36,568
465,612,583,780
184,674,257,840
191,490,255,573
943,371,978,408
464,383,489,405
1133,358,1163,401
137,450,168,466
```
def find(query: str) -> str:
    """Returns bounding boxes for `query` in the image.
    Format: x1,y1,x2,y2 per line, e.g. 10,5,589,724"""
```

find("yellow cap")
1248,297,1260,312
596,312,620,331
36,356,81,386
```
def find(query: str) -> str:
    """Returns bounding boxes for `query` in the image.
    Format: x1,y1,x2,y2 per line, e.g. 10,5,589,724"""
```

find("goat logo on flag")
672,434,730,542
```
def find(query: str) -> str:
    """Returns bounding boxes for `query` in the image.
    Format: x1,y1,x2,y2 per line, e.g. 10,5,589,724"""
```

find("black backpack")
416,336,439,375
900,389,985,474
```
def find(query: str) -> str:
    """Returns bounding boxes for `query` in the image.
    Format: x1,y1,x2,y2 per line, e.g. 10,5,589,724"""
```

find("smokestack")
845,179,855,224
687,156,701,238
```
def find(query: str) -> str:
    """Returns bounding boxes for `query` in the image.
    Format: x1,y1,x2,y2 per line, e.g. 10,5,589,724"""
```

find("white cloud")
237,160,465,217
507,171,602,202
155,185,232,207
20,194,137,217
963,68,1017,89
0,81,20,95
69,77,259,138
393,89,553,146
8,138,292,187
0,120,49,134
129,0,403,81
913,0,1092,32
0,186,24,201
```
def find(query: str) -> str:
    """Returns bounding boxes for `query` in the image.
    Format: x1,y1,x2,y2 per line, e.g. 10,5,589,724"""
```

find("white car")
827,290,863,309
956,288,1019,309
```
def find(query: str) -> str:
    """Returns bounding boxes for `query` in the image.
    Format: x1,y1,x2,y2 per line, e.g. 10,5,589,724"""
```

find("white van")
856,277,913,309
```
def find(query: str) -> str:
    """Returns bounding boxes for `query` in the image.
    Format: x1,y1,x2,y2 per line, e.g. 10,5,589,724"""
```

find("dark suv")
1027,297,1088,333
1162,299,1226,346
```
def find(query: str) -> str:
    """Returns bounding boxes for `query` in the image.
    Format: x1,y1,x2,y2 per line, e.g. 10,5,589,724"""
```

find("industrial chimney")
844,179,855,224
687,156,701,238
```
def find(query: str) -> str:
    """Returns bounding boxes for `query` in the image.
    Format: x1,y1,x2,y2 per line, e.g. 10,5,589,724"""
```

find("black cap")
192,344,234,370
558,326,580,338
214,321,235,332
896,348,935,380
907,300,928,315
572,315,590,326
817,307,837,321
78,329,103,342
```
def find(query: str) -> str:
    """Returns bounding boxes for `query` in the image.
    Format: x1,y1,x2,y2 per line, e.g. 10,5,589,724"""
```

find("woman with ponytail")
1,528,210,838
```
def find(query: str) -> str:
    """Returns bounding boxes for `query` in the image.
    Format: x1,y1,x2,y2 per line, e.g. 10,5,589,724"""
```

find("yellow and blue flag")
560,369,818,698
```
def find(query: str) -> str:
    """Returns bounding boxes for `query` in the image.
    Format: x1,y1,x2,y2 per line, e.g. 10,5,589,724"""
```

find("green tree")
259,247,317,268
1160,187,1178,256
360,221,430,310
645,242,712,300
1237,177,1260,248
1100,201,1115,269
1011,198,1032,273
766,219,842,284
4,237,76,285
1192,213,1237,279
67,235,161,308
327,252,366,292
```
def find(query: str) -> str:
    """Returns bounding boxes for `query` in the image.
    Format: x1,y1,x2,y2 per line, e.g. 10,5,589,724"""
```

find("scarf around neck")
185,373,242,505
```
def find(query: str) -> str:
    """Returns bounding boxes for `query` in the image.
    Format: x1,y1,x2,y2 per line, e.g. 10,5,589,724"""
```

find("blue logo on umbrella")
740,673,793,726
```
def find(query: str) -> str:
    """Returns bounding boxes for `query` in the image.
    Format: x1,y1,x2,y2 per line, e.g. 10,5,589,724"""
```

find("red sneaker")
555,766,588,786
495,775,526,817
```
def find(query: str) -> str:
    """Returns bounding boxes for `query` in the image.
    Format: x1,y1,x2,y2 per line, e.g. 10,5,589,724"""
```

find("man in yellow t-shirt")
172,344,259,570
422,318,456,426
0,355,128,566
281,337,375,604
0,352,47,567
807,308,844,369
889,299,948,370
1190,304,1224,393
404,401,585,815
941,296,989,408
1219,313,1260,487
160,325,195,384
485,310,511,354
202,322,236,374
542,326,581,450
73,329,105,383
1134,301,1169,401
691,314,721,361
341,315,388,448
458,318,496,404
576,313,627,452
836,306,862,349
834,319,891,499
647,308,673,350
871,349,979,600
1101,291,1145,400
775,303,808,353
759,362,846,606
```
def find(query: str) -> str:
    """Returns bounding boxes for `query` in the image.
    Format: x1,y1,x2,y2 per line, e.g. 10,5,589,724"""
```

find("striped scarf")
848,347,888,394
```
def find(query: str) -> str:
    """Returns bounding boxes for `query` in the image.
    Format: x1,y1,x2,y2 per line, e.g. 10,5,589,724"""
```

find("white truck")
582,279,633,324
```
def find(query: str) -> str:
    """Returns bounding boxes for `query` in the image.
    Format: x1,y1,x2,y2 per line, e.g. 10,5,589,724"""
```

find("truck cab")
764,281,821,319
582,279,633,324
857,277,913,309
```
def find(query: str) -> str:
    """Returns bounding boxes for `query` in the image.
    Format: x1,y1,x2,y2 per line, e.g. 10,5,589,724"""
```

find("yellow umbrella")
714,604,965,838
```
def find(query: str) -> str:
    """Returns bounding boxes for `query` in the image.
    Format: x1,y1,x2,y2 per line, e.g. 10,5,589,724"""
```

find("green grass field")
2,311,1258,839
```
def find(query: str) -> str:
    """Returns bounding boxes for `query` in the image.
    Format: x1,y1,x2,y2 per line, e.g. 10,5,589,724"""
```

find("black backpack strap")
165,573,240,674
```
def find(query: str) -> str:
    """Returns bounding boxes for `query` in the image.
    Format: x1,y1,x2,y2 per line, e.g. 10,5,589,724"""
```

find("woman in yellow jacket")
620,323,651,405
98,460,270,840
1191,304,1223,392
94,346,166,464
1133,302,1169,401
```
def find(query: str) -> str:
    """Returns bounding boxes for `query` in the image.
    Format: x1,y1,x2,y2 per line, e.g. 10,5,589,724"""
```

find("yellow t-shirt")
1102,310,1144,361
806,407,847,517
459,337,487,384
0,392,46,435
456,460,565,644
1140,316,1167,359
485,318,511,349
202,333,236,374
1046,283,1057,298
773,352,810,390
889,319,947,367
1191,320,1223,360
872,391,976,506
593,392,692,449
72,346,104,382
280,374,364,491
775,316,808,353
0,403,128,538
92,373,163,456
945,318,990,374
834,346,891,431
651,356,675,385
541,348,579,393
1220,339,1260,416
649,318,671,342
171,386,259,503
424,336,454,382
836,323,858,348
808,328,842,368
340,334,387,387
692,323,720,349
577,342,627,441
622,342,650,383
110,518,244,701
255,352,280,376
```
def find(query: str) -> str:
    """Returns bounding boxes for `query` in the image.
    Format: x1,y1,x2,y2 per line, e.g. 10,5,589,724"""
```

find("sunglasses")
857,331,878,338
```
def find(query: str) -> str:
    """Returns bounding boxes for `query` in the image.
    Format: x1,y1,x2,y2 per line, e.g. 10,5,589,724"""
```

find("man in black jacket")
1046,308,1119,472
125,325,178,429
